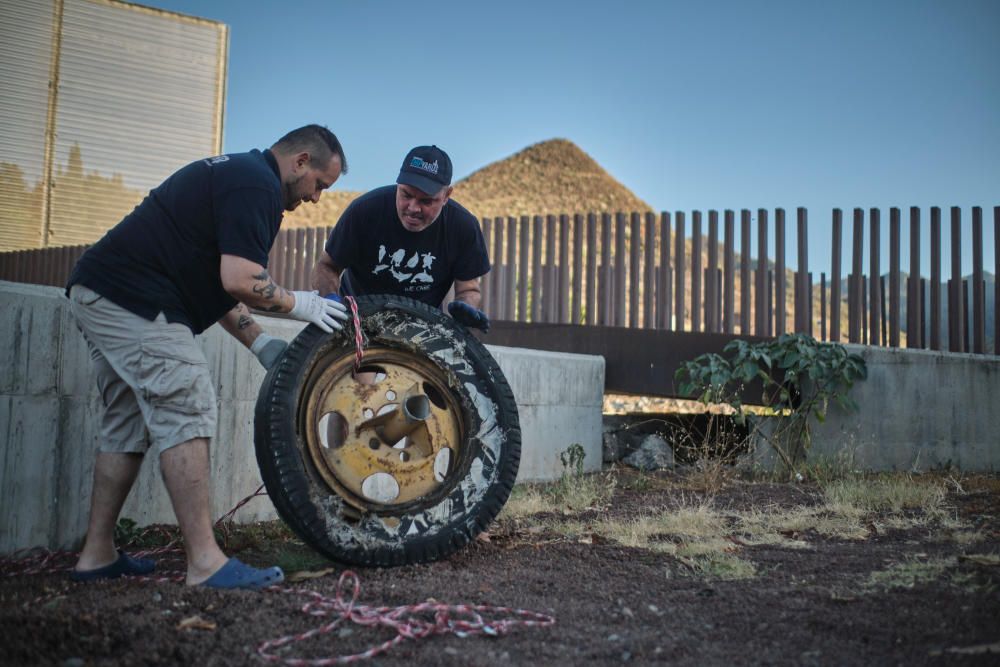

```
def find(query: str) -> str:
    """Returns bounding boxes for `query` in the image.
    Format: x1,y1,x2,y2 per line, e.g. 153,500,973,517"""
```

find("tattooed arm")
219,254,296,313
217,302,263,348
221,253,347,334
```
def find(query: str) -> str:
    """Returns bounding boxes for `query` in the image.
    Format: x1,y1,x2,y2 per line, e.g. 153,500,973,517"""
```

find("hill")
450,139,652,219
280,189,364,229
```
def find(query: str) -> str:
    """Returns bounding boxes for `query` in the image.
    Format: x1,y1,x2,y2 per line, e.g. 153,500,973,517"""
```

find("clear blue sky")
142,0,998,278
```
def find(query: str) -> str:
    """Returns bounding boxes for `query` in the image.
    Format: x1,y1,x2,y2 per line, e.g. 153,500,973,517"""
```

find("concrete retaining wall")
757,344,1000,472
0,282,603,552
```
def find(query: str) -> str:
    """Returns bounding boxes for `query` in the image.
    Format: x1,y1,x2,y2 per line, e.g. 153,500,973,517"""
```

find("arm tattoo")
230,303,253,330
251,270,278,300
250,270,289,311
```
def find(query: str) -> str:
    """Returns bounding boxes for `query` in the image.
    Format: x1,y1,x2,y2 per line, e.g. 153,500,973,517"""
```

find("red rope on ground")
257,571,556,665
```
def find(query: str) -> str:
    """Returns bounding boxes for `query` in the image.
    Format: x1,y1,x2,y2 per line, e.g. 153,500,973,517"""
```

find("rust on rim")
301,346,463,514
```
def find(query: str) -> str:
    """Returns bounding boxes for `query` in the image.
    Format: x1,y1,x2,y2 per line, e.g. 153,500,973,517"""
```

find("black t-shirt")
67,149,284,334
324,185,490,307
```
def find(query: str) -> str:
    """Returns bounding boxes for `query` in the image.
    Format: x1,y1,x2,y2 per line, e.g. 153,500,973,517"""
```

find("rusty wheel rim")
301,346,464,515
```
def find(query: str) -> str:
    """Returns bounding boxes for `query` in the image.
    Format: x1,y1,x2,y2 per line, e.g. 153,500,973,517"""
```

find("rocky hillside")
281,138,652,229
280,190,363,229
451,139,652,219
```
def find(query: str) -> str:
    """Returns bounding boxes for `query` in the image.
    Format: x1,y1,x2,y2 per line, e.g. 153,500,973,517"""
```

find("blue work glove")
448,301,490,333
250,334,288,370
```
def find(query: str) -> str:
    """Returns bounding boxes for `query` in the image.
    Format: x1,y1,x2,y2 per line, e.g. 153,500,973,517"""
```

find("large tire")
253,295,521,566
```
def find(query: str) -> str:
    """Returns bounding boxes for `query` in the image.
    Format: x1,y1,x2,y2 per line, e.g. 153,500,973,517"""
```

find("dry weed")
866,556,958,591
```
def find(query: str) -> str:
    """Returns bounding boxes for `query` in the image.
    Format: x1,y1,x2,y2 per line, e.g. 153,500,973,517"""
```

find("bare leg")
74,452,144,571
159,437,229,585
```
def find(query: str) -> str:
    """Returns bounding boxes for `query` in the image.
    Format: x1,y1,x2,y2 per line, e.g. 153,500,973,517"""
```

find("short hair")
271,124,348,174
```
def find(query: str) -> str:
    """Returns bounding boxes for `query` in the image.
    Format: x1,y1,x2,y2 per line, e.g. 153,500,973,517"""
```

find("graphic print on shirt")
372,244,437,291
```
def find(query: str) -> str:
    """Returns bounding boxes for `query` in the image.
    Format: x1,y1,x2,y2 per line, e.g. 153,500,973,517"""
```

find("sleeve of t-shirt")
216,186,279,266
451,215,491,281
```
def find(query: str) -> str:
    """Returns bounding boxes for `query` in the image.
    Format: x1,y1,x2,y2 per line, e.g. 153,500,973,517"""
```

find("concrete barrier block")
486,345,604,408
58,309,94,397
209,398,277,522
485,345,605,482
0,286,65,397
0,397,60,551
763,345,1000,473
515,404,603,483
53,395,103,549
0,290,38,396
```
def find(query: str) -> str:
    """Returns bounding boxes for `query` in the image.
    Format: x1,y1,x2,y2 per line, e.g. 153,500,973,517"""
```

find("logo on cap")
409,157,439,174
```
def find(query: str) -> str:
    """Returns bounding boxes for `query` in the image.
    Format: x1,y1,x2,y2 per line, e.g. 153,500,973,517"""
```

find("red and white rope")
343,296,365,372
257,571,555,665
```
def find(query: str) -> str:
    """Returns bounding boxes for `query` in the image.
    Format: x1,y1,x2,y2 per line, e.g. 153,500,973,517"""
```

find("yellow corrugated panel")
0,0,55,251
47,0,227,248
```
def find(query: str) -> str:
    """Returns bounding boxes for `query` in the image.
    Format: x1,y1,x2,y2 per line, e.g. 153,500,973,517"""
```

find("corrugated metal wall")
0,1,56,251
0,0,227,251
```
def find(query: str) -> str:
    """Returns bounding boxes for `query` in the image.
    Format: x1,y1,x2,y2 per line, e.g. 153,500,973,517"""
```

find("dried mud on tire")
2,469,999,666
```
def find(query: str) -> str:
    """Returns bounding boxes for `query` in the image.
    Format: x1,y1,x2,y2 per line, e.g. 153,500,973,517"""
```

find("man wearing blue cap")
312,145,491,331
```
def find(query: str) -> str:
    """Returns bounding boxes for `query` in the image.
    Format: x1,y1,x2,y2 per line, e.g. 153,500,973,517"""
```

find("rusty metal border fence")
1,207,997,355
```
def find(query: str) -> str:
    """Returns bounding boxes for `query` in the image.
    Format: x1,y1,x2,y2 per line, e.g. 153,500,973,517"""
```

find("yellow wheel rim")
300,346,464,515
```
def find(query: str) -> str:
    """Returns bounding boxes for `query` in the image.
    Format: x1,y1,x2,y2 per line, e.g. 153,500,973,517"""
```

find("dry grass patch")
676,549,757,580
866,555,957,591
499,471,616,521
500,470,980,582
823,475,946,513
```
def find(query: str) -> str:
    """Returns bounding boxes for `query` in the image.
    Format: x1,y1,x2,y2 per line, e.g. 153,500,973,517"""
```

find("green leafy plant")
675,333,867,476
559,443,586,478
114,517,141,547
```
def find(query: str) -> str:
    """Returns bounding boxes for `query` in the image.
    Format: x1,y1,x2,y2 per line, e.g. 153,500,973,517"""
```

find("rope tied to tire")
344,296,366,372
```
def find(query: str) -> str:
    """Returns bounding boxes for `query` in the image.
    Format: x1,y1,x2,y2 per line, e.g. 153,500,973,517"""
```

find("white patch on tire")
361,473,399,503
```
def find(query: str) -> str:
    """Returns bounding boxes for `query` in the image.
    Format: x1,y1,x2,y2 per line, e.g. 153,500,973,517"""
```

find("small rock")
607,634,621,642
62,659,85,667
622,434,674,471
152,592,162,603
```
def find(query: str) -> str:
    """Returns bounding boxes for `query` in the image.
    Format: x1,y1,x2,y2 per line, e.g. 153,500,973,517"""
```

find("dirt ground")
2,467,999,667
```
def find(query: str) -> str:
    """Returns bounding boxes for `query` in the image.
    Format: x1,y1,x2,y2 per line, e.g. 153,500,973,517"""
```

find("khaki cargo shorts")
68,284,217,455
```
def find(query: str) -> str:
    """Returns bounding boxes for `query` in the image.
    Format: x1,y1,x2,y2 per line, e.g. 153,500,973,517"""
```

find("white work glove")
250,334,287,370
288,290,348,333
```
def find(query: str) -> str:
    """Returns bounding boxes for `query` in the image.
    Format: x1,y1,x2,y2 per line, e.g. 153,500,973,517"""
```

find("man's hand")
251,334,287,370
289,290,348,333
448,301,490,333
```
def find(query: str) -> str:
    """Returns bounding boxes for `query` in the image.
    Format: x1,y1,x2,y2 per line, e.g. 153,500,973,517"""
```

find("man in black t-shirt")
66,125,349,590
312,145,492,332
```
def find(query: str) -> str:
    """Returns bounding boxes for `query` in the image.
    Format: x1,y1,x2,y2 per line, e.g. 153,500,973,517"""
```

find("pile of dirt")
281,139,652,229
451,139,652,219
280,189,364,230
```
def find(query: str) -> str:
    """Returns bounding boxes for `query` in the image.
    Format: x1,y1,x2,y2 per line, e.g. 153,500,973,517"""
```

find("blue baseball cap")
396,145,453,196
